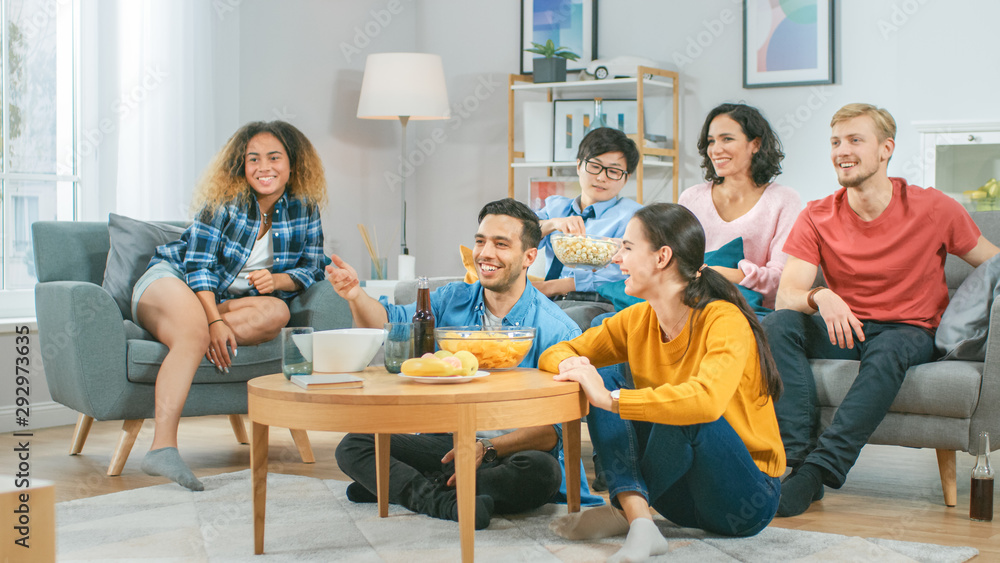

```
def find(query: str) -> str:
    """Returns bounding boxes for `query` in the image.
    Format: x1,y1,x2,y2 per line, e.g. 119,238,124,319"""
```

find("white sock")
607,518,668,563
549,504,630,540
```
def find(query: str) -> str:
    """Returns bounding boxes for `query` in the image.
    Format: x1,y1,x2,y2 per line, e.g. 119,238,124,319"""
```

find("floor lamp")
357,53,450,279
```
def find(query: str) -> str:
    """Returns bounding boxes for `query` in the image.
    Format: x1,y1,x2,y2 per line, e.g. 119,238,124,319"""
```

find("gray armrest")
972,297,1000,452
35,281,128,420
288,281,353,331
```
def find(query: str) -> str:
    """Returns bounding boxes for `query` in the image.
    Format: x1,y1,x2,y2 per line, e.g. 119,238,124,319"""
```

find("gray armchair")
810,210,1000,506
32,220,352,476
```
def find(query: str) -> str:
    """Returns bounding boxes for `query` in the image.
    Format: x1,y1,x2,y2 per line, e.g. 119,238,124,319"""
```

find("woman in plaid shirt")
131,121,327,490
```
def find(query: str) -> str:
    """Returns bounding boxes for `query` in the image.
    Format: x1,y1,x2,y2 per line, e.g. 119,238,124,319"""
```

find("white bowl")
312,328,386,373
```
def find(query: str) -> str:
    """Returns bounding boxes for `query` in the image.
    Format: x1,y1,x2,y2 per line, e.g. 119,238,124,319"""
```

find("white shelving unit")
507,66,679,203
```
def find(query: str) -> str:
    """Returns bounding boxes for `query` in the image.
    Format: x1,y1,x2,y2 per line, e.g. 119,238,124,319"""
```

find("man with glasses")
534,127,642,331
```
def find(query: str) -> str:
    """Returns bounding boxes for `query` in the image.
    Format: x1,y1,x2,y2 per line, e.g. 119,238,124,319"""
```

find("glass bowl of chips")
434,326,536,370
550,233,621,271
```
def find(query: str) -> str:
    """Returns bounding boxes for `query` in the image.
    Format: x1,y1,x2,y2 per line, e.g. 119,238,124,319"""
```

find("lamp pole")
398,115,410,256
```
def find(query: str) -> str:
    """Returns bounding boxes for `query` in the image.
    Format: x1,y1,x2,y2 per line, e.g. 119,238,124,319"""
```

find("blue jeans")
762,310,935,487
590,362,781,537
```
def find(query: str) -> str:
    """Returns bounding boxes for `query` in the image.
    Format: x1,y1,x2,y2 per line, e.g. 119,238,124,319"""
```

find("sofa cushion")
126,339,282,384
811,358,982,418
936,253,1000,361
102,214,186,321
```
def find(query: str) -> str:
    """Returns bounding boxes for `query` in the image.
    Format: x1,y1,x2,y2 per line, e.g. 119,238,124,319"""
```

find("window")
1,0,78,291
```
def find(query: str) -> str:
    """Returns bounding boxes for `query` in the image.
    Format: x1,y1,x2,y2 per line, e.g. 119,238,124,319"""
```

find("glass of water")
282,327,313,378
384,322,414,374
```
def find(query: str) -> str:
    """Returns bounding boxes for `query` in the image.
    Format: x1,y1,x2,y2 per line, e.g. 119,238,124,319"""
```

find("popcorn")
551,234,620,269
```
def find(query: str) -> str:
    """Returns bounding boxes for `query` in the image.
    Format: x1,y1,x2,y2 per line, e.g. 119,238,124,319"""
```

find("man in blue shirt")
534,127,642,330
327,198,596,530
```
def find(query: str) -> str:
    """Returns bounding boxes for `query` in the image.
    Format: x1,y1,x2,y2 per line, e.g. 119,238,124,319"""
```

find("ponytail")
683,267,782,401
634,203,782,401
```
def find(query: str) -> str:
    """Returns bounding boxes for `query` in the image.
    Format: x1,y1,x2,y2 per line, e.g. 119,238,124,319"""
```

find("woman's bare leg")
218,296,290,345
134,277,210,490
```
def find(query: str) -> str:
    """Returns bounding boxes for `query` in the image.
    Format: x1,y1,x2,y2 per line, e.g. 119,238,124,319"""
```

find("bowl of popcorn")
550,233,622,271
434,326,536,370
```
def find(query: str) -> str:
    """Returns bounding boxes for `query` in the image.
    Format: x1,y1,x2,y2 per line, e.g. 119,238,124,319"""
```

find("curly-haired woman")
678,103,801,309
132,121,327,490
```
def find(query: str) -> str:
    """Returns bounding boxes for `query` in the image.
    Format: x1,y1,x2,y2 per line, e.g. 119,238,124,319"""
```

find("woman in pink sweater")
678,103,801,310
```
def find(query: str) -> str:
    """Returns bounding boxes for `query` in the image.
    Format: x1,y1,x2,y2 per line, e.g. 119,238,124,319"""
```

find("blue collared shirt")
381,280,603,506
537,195,643,291
150,192,325,302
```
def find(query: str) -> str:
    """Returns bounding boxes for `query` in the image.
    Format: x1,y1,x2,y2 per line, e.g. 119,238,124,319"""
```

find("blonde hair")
830,103,896,143
190,121,327,215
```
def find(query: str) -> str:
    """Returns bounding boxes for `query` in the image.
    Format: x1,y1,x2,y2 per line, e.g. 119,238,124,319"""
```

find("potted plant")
525,39,579,83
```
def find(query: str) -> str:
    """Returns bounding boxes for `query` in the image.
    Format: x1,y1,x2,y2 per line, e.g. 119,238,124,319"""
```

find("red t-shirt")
783,178,980,329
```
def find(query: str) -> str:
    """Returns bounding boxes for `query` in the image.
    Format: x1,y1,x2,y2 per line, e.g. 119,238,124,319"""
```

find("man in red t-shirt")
763,103,1000,517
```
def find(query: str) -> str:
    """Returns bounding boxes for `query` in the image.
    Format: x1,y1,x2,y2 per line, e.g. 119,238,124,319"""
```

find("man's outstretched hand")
326,254,363,301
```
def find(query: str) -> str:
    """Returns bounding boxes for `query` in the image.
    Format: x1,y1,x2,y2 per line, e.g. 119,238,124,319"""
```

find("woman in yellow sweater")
539,203,785,563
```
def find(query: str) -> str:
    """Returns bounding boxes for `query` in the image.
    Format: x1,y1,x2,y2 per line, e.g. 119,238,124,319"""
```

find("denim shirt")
380,280,604,505
537,195,643,291
150,192,325,303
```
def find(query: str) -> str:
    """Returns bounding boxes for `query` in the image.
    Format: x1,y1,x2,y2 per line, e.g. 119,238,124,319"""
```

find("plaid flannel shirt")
150,192,325,303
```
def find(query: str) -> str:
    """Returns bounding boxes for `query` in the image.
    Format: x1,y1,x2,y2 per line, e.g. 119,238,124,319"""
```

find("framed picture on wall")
743,0,834,88
520,0,598,75
552,99,637,162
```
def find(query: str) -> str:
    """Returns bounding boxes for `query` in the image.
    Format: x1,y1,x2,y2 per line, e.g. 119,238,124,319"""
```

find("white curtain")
114,0,216,220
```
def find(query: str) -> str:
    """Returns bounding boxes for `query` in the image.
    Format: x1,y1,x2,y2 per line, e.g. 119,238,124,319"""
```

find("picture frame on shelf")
520,0,598,76
552,98,637,162
742,0,834,88
530,176,581,211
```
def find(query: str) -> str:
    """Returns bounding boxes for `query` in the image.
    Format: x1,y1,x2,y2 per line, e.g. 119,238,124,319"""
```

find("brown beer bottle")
412,276,436,357
971,431,994,522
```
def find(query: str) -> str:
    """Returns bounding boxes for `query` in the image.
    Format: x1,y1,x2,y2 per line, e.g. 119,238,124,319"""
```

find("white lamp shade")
357,53,451,120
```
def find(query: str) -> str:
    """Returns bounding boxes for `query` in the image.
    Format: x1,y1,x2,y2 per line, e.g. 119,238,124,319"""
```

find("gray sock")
141,447,204,491
549,503,629,540
608,518,668,563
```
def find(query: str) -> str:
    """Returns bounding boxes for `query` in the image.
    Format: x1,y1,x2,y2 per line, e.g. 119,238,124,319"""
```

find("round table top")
248,367,580,406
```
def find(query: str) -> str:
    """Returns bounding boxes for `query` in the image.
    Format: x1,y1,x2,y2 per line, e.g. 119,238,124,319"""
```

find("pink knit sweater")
678,182,802,308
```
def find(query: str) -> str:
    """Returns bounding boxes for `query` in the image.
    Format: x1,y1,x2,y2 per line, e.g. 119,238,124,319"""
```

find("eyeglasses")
583,159,627,181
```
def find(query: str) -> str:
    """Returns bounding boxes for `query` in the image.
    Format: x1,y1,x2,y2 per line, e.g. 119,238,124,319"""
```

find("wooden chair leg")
935,448,957,507
107,419,144,476
289,429,315,463
229,414,249,445
69,414,94,455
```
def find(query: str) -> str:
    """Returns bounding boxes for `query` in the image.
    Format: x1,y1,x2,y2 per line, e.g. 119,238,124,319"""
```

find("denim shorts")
130,261,184,322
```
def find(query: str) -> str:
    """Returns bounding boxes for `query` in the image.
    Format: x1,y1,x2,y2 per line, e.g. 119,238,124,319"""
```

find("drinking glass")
282,327,313,378
383,322,414,374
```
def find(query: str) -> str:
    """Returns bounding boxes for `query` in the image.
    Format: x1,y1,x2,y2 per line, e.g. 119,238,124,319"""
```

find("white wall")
233,0,1000,279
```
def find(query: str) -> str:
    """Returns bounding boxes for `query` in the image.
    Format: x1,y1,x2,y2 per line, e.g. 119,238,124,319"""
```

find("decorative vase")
533,57,567,84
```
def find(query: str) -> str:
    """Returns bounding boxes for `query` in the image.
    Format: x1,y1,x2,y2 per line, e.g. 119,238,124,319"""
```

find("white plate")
398,370,490,384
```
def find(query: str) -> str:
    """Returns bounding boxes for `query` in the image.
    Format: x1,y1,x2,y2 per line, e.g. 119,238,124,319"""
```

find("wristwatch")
610,389,621,414
479,438,498,462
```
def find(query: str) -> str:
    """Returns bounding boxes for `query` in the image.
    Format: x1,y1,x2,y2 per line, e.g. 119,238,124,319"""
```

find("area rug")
56,470,978,562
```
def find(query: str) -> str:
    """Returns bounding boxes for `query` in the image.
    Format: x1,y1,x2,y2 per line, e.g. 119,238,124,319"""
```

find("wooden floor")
11,415,998,560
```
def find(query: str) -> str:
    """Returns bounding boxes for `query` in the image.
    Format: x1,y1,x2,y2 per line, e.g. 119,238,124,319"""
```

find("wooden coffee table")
247,367,587,562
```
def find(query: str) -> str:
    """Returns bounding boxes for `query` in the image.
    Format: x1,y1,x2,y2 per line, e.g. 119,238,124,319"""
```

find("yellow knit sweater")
539,300,786,477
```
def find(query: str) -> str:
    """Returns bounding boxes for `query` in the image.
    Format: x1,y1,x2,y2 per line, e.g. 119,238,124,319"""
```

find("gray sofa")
811,210,1000,506
32,220,353,476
